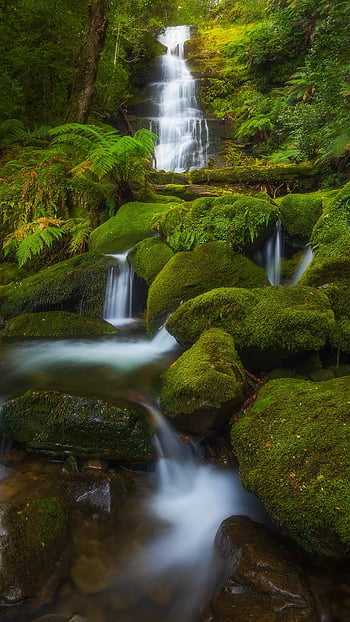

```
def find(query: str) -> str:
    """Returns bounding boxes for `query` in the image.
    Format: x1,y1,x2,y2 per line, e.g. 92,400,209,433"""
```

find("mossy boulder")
153,194,279,253
128,237,174,285
166,285,335,368
0,262,29,285
231,376,350,556
1,390,154,463
0,253,111,320
88,201,173,254
147,241,268,331
2,311,118,338
279,193,323,243
204,516,319,622
160,329,246,436
0,495,68,603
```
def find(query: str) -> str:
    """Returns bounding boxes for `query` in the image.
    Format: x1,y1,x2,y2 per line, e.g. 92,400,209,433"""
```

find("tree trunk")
65,0,108,123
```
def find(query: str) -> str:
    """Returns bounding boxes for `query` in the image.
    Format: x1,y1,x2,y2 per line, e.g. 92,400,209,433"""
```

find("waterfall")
150,25,209,173
289,244,313,285
255,220,283,286
121,398,268,622
103,252,135,327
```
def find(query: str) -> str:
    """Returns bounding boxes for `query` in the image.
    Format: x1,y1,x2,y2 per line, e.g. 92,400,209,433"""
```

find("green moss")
279,193,323,242
128,238,174,285
153,193,279,253
147,242,268,331
231,376,350,556
160,328,245,435
0,263,29,285
89,201,174,254
0,253,110,319
166,285,335,367
0,495,67,602
152,184,234,202
1,390,154,463
2,311,118,338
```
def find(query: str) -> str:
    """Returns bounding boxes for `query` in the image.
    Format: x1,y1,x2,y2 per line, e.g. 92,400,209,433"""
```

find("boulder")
0,390,154,464
147,242,268,331
202,515,319,622
88,201,173,254
128,237,174,285
160,329,246,436
2,311,117,338
231,376,350,556
166,285,335,368
0,253,111,319
279,192,323,243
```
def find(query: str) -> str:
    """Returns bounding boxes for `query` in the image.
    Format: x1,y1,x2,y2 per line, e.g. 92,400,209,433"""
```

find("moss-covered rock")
166,285,335,368
231,376,350,556
88,201,174,254
128,238,174,285
2,311,118,338
1,390,154,463
0,495,68,603
279,193,323,243
0,262,29,285
204,516,319,622
160,328,246,436
153,194,279,253
147,242,268,331
0,253,110,320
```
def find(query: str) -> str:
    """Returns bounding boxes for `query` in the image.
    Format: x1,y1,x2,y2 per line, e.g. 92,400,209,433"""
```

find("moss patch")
160,328,245,436
166,285,335,368
231,376,350,556
128,238,174,285
0,263,29,285
147,241,268,331
1,390,154,463
279,193,323,243
0,253,110,319
88,201,174,254
2,311,118,338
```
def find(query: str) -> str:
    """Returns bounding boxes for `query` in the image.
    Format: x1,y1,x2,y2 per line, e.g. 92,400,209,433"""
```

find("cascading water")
103,252,135,327
289,244,313,285
255,220,283,286
150,25,209,172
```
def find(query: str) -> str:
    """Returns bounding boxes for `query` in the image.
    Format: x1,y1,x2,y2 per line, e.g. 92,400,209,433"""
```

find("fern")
3,217,66,267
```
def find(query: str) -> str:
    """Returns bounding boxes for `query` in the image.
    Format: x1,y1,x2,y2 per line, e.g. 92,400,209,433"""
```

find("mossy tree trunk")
65,0,109,124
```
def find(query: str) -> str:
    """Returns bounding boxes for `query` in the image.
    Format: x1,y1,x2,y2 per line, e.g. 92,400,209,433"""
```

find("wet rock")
0,495,68,604
1,311,118,338
56,470,128,514
1,390,155,464
231,376,350,556
160,328,246,436
0,253,111,320
203,515,320,622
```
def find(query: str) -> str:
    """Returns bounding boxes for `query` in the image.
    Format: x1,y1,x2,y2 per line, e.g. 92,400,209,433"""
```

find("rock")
0,495,68,603
147,241,268,331
0,253,111,320
153,193,279,254
88,201,174,254
1,311,118,338
0,390,154,464
279,192,323,243
128,237,174,284
160,329,246,436
166,285,335,369
231,376,350,556
202,515,319,622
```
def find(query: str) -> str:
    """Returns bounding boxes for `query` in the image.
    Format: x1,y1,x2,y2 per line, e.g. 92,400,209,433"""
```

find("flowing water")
103,252,135,327
289,244,313,285
150,25,209,172
255,220,283,286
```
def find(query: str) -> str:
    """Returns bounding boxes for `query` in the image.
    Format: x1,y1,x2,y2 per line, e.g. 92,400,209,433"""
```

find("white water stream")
150,25,209,172
103,252,135,327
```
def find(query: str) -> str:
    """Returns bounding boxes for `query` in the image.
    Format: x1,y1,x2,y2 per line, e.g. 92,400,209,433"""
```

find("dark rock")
203,515,320,622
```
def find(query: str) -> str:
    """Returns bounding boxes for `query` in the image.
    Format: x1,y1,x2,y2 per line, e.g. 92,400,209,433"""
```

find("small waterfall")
289,244,313,285
103,252,134,327
255,220,283,286
150,25,209,173
121,398,269,622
